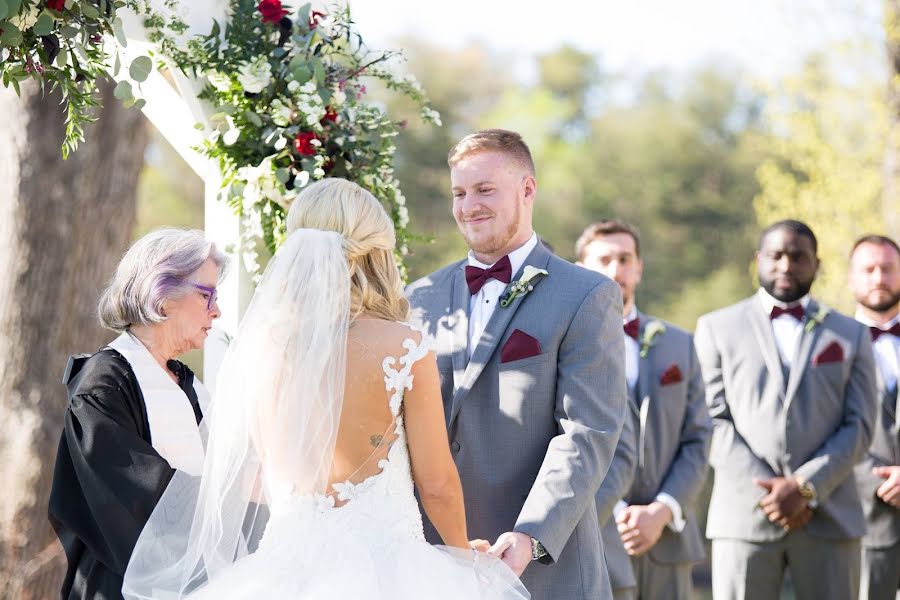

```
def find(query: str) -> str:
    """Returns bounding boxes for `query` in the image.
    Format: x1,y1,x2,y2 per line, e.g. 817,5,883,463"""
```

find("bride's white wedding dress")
187,330,526,599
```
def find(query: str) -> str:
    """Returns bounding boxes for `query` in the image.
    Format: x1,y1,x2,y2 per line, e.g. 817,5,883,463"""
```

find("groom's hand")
487,531,531,577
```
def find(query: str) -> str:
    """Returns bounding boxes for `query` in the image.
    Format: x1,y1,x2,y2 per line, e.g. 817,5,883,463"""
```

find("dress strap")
382,325,432,417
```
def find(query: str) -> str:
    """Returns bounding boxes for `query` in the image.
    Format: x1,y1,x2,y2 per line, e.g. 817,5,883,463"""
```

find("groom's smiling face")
450,150,535,264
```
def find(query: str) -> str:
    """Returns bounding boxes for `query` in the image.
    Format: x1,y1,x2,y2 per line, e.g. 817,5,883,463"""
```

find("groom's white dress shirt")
466,232,538,359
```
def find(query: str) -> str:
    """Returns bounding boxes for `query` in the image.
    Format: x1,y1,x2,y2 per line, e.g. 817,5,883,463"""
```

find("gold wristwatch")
796,477,818,509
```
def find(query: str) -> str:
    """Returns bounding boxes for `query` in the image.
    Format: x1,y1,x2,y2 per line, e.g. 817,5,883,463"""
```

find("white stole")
108,332,209,476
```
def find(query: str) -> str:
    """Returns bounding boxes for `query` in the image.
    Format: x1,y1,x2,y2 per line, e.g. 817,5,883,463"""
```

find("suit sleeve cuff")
613,500,628,521
655,493,686,532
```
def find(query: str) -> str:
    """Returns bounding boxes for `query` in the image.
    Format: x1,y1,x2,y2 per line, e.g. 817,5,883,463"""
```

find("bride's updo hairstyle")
286,178,409,322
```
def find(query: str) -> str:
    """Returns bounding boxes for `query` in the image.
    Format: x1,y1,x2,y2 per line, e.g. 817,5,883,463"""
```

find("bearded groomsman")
577,220,711,600
407,129,626,599
695,219,878,600
849,234,900,600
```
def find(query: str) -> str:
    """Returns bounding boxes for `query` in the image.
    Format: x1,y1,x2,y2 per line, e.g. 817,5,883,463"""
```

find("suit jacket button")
451,441,461,453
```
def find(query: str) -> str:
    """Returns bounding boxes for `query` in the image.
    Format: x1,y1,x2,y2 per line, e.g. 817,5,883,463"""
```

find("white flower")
295,170,310,187
397,205,409,227
300,80,318,95
313,167,325,179
520,266,549,285
332,90,347,106
270,99,293,126
421,107,442,127
206,71,232,92
237,56,272,94
10,4,40,30
287,80,300,93
222,115,240,146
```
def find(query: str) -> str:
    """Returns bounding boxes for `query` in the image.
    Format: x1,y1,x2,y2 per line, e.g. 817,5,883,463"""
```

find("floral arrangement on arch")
143,0,440,278
0,0,156,157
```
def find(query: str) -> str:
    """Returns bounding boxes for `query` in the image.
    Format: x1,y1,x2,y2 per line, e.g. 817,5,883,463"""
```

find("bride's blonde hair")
286,178,409,322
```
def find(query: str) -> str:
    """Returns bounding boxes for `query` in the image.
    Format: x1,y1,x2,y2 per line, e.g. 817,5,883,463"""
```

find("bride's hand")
469,538,491,553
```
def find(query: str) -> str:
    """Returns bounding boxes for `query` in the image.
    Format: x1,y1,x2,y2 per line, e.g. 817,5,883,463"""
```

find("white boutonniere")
499,266,549,308
804,305,830,333
640,320,666,358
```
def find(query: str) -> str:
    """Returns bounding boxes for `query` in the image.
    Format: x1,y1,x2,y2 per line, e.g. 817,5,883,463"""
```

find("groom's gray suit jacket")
407,242,627,600
695,295,877,543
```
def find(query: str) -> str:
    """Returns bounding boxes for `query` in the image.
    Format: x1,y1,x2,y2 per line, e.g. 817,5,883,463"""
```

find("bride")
122,178,529,599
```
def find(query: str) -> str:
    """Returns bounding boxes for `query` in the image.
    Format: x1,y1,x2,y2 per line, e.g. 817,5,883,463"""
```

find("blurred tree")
754,52,887,312
883,0,900,235
0,80,148,598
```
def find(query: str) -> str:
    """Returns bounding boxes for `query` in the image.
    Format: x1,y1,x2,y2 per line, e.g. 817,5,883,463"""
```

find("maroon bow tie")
870,323,900,341
770,304,804,321
465,255,512,295
623,318,639,340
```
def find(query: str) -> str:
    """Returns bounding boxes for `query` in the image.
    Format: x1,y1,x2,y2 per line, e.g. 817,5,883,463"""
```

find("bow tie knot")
770,304,805,321
623,318,640,340
465,255,512,295
870,323,900,341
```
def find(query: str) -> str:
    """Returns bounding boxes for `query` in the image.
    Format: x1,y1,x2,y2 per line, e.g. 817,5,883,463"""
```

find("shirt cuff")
613,500,628,521
655,493,686,532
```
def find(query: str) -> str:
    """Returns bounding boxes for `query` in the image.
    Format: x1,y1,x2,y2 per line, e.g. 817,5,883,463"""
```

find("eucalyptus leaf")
6,0,21,19
0,24,22,46
244,111,263,127
113,79,132,101
113,52,120,76
57,48,68,68
81,3,99,18
313,60,325,85
275,168,290,183
296,3,311,29
113,17,127,47
133,98,146,110
32,14,53,37
59,25,79,39
129,55,152,82
0,1,9,22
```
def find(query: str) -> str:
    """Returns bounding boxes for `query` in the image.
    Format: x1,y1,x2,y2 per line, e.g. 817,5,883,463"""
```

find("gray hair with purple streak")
98,228,229,332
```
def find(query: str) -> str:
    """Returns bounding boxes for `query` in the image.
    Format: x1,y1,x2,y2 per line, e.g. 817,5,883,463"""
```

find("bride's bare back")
327,318,468,548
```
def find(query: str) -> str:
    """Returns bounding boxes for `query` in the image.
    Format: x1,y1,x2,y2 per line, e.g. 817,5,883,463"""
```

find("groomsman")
849,234,900,599
695,219,878,600
577,220,711,600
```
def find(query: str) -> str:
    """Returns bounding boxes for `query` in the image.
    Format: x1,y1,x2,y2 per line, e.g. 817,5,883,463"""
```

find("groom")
407,129,626,599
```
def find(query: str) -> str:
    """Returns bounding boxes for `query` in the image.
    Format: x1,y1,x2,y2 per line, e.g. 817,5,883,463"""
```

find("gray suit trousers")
630,553,692,600
712,530,861,600
860,540,900,600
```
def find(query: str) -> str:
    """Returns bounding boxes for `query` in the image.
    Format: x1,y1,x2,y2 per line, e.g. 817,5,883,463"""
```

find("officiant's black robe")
48,349,202,600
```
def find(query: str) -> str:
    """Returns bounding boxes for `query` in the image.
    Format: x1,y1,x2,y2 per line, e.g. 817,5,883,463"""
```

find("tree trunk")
884,0,900,237
0,78,148,599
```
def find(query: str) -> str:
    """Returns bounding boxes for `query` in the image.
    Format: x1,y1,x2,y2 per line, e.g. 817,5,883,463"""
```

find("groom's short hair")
448,129,536,176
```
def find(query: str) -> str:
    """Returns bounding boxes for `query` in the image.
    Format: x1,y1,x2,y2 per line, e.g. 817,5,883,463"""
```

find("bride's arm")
404,351,468,549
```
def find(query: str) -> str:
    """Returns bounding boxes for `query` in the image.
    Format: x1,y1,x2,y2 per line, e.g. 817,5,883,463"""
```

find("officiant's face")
451,151,535,263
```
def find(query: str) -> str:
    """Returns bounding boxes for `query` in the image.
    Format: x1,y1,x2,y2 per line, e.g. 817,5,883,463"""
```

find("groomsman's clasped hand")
615,502,672,556
754,477,814,531
872,466,900,508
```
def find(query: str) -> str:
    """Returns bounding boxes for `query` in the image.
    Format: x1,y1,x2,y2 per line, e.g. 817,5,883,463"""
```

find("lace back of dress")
324,322,429,507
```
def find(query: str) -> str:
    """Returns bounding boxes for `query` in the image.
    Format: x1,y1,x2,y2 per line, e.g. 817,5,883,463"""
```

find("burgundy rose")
320,107,338,124
294,131,319,156
46,0,65,10
257,0,287,24
308,10,326,30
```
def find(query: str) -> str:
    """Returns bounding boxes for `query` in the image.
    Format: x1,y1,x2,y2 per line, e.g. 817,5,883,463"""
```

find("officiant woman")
48,228,227,600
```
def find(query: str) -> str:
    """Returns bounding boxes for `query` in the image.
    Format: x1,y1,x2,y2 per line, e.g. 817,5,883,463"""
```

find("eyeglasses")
191,284,218,310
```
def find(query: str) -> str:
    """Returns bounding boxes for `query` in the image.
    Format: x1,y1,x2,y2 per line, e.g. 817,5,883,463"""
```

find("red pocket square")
659,363,683,386
813,341,844,365
501,329,542,363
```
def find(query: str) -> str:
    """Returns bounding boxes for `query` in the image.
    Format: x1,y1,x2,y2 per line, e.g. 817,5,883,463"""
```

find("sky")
347,0,882,80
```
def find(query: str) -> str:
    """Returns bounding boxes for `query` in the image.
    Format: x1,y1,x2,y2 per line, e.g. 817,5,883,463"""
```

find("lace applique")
382,326,433,416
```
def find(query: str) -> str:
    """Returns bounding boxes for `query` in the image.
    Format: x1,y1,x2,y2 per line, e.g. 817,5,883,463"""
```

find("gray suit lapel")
448,264,471,396
449,243,552,425
636,311,653,469
784,299,823,407
748,295,787,394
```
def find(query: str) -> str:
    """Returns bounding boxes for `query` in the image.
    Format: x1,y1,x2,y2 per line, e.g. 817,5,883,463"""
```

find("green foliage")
753,51,887,312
